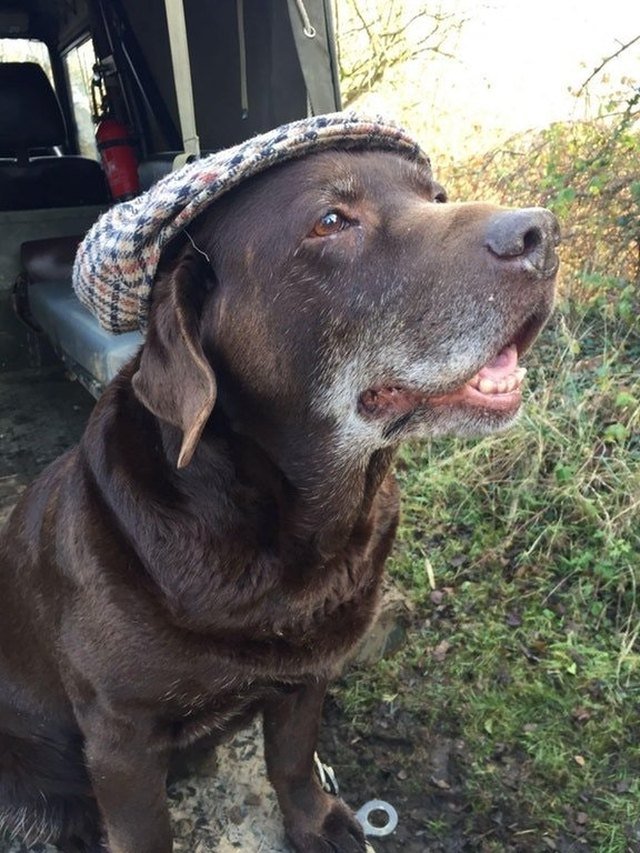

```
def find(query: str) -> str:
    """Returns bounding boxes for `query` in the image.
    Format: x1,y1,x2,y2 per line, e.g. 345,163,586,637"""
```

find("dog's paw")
286,798,368,852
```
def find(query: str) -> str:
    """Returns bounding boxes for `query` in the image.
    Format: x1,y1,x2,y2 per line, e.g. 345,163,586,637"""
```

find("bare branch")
335,0,466,108
578,34,640,94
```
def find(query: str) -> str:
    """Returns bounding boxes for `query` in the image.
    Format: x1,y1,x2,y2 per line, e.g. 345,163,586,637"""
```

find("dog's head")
132,150,559,469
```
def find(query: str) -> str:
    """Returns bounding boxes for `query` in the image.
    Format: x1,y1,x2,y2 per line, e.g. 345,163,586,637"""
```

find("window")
0,37,52,79
63,39,99,160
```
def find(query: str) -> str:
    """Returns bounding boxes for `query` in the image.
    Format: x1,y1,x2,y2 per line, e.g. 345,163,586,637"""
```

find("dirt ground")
319,692,602,853
319,697,456,853
322,702,503,853
0,370,92,525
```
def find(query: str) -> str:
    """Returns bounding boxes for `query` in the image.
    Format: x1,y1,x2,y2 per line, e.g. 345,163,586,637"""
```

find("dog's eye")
309,211,351,238
433,184,448,204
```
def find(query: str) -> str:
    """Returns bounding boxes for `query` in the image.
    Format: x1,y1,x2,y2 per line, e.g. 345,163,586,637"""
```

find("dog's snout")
485,208,560,277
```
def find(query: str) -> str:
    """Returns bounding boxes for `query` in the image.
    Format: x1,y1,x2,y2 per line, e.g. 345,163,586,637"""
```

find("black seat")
0,62,109,210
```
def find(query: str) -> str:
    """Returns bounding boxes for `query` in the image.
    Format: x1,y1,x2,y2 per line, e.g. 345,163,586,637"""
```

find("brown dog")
0,149,559,852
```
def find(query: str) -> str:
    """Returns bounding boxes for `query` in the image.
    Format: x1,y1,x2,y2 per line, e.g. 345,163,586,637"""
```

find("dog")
0,147,559,852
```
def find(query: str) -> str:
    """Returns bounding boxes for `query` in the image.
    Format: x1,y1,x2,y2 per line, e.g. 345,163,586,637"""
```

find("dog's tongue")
477,344,518,380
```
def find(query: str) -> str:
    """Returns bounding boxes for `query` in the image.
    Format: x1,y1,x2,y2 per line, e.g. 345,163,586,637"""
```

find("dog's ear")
132,246,216,469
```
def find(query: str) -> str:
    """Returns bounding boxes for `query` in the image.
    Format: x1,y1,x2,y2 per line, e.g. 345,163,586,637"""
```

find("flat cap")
73,112,430,333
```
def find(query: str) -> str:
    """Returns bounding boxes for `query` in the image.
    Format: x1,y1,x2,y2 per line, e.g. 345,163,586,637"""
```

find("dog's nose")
484,207,560,277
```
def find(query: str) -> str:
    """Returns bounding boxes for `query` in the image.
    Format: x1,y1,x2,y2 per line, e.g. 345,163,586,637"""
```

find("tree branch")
336,0,466,108
578,34,640,94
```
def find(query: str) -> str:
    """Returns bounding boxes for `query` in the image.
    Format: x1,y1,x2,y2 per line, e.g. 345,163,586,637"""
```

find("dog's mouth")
358,314,544,420
427,343,525,410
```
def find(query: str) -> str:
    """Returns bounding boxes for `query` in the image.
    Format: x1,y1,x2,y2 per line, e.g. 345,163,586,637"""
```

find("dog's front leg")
263,681,367,853
75,705,172,853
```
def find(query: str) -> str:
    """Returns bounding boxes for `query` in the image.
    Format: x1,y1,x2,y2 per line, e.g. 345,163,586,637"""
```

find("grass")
333,299,640,849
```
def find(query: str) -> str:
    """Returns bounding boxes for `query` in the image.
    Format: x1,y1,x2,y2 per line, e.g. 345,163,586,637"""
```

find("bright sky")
354,0,639,157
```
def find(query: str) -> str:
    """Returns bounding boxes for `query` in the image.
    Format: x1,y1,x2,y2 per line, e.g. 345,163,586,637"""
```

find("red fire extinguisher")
95,116,140,203
92,64,140,202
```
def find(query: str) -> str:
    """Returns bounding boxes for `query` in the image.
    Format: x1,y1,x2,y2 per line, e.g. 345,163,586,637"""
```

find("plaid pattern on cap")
72,112,430,333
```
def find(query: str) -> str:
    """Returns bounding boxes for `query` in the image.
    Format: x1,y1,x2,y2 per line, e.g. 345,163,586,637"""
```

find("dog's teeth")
471,365,528,395
514,367,527,382
478,377,498,394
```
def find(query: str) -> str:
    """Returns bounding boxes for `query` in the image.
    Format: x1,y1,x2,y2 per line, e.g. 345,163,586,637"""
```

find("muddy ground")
0,370,594,852
0,370,91,525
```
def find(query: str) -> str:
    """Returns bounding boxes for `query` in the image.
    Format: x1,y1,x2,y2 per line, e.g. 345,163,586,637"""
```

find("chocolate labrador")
0,149,559,852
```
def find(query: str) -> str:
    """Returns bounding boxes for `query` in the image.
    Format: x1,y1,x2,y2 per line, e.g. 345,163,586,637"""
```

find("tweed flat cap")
72,112,430,333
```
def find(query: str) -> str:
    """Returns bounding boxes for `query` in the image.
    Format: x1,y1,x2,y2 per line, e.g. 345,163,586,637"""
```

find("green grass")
334,301,640,849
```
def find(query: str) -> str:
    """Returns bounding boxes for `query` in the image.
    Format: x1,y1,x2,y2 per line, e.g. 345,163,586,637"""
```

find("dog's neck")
84,380,397,630
171,411,397,571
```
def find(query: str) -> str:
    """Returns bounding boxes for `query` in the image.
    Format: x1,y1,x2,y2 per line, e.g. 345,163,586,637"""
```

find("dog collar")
73,112,430,334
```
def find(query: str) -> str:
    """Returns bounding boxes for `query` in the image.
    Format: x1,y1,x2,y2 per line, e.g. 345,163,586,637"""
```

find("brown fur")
0,150,558,852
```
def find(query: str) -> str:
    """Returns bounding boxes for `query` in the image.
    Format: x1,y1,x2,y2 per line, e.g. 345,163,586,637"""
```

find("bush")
441,90,640,306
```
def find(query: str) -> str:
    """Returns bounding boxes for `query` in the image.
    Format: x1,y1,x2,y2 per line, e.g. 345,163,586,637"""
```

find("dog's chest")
160,680,274,748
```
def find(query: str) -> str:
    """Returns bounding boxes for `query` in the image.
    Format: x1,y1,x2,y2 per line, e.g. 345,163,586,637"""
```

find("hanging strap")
292,0,317,37
286,0,341,114
236,0,249,119
163,0,200,163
